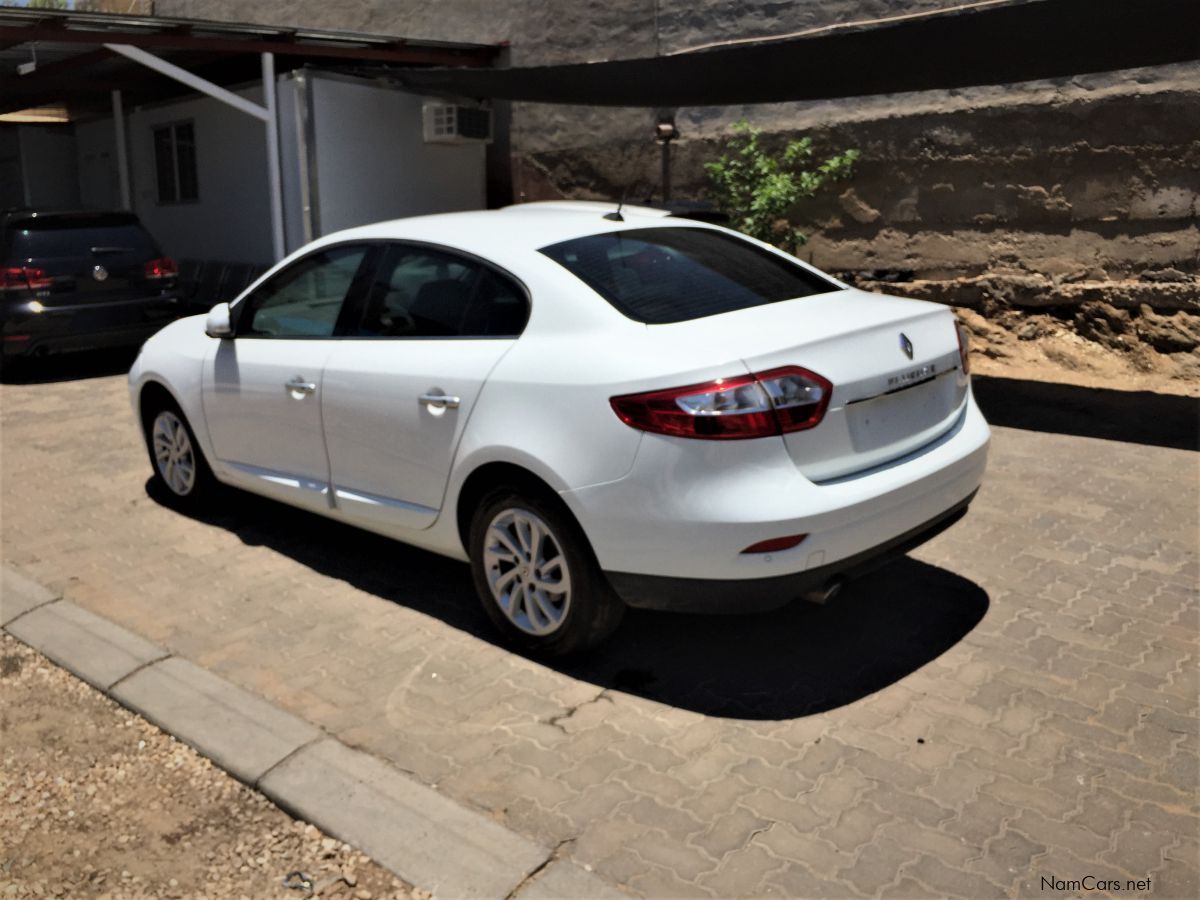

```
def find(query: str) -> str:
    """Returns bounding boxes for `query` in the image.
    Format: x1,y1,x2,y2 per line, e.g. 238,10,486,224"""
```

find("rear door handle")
285,377,316,396
418,392,461,409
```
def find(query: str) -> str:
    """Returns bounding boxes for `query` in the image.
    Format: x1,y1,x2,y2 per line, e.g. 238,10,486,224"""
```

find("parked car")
1,210,181,367
128,202,990,654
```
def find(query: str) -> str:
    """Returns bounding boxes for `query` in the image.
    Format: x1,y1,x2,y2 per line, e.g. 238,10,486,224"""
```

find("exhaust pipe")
801,576,844,605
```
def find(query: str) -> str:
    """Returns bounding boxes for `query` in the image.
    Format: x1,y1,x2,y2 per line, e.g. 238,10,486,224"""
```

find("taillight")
0,268,23,291
956,323,971,375
1,266,51,292
611,366,832,440
144,257,178,279
757,366,832,433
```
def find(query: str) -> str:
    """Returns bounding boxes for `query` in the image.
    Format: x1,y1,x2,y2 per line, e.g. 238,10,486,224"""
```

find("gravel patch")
0,633,428,900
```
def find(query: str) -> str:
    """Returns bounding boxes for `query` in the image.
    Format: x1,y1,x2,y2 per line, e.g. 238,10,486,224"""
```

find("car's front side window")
239,245,369,338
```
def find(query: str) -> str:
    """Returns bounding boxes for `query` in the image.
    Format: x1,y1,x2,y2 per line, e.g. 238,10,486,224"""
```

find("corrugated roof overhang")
0,7,501,119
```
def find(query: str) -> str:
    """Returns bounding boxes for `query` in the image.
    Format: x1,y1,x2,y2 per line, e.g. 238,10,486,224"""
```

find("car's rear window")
539,227,840,324
5,215,157,261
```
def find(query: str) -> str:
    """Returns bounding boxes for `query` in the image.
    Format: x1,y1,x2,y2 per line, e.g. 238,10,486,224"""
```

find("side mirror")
205,302,233,339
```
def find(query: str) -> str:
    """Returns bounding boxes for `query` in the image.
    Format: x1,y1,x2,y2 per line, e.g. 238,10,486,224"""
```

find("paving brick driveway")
2,360,1197,898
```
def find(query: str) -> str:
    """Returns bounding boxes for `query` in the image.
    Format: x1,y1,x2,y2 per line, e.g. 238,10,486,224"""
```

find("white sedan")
129,202,989,654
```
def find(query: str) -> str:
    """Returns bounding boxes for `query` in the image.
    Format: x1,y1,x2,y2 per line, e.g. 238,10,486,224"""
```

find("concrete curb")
112,657,322,785
5,599,167,691
0,564,629,900
0,565,60,626
260,737,546,899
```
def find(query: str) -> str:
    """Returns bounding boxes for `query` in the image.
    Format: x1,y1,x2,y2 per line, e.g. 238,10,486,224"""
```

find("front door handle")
418,391,461,409
285,377,316,396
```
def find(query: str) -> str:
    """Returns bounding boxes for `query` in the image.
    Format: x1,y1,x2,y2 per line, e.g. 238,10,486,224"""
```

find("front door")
321,243,529,532
201,243,373,512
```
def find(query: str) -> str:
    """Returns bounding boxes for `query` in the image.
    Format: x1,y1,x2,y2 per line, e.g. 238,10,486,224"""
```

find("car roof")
309,202,717,261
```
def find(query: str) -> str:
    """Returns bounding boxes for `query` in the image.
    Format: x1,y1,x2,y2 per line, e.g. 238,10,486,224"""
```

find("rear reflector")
611,366,832,440
144,257,178,279
2,334,31,342
741,534,809,554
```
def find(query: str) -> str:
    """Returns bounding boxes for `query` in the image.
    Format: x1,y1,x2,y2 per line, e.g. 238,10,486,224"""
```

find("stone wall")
521,66,1200,279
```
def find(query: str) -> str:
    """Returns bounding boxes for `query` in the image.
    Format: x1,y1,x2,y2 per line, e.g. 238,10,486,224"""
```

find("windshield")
539,227,841,324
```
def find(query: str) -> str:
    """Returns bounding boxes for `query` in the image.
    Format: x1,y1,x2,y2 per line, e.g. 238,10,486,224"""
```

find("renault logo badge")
92,264,109,282
899,332,914,360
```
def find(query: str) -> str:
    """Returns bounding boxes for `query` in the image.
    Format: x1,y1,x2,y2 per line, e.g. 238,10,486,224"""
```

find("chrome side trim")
333,486,438,516
223,460,330,495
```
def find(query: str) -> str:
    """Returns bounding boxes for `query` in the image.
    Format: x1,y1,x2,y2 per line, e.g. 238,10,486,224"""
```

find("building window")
153,122,198,203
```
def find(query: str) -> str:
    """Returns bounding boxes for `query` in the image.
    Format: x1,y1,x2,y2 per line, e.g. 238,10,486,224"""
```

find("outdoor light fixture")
654,118,679,144
0,106,70,124
654,109,679,203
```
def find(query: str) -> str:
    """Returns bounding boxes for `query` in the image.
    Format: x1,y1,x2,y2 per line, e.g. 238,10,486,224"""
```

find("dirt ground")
0,634,425,900
956,307,1199,398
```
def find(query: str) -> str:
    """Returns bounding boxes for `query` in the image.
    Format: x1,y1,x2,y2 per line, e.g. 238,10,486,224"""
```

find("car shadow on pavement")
148,479,989,721
972,375,1199,451
0,348,138,385
564,560,988,719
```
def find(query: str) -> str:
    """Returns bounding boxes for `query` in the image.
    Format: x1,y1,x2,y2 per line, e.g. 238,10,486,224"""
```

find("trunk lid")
651,288,968,480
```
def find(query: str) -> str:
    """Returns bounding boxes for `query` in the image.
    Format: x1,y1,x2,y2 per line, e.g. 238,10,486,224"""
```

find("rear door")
320,242,527,532
201,243,375,511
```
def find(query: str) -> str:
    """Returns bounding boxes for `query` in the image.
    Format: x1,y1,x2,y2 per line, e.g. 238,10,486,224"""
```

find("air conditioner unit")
422,103,493,144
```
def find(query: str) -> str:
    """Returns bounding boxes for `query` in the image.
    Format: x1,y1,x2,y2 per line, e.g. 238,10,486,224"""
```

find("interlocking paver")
2,370,1197,897
966,826,1046,892
766,861,858,899
898,855,1006,898
838,835,920,895
695,841,785,897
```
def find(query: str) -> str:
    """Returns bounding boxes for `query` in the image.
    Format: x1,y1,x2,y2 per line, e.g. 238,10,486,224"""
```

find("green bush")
705,121,859,253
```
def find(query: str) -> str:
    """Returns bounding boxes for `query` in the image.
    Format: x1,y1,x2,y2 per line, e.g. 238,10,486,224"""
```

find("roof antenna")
603,189,626,222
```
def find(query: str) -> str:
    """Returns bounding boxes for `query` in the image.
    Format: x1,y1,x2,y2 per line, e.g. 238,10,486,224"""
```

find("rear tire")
142,397,217,511
468,487,624,656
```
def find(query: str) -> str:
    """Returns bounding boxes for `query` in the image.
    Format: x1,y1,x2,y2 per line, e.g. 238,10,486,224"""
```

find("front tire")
142,399,216,511
468,488,624,656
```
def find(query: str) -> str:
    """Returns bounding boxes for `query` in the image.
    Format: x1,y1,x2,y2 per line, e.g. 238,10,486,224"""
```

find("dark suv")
1,210,183,366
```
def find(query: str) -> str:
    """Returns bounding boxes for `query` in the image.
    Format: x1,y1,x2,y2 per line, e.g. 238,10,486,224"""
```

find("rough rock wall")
522,67,1200,278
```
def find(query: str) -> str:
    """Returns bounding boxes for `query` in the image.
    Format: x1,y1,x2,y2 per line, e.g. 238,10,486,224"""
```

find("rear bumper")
606,490,974,613
562,388,990,590
1,293,182,357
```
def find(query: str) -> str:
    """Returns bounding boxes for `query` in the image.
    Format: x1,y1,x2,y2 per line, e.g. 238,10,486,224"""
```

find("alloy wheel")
482,507,572,636
152,410,197,496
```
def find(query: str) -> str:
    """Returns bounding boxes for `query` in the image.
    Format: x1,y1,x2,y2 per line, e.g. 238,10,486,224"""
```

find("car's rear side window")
352,243,529,338
539,227,840,324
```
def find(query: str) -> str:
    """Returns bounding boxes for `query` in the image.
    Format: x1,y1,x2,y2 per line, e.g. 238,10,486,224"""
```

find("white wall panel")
309,75,486,237
127,85,273,264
